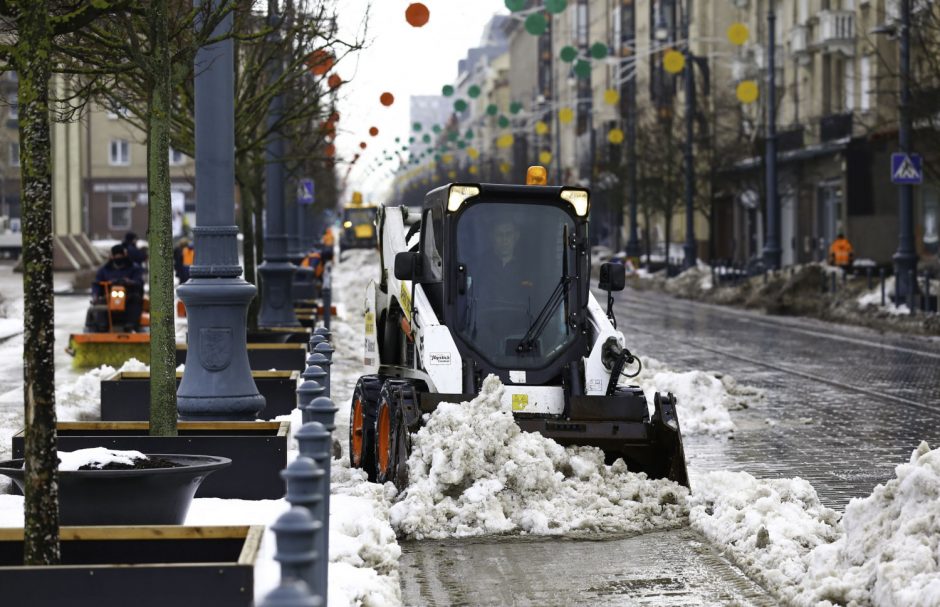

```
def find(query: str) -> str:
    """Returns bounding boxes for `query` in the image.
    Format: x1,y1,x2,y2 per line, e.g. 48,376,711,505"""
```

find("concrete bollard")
867,266,873,290
305,352,331,397
282,456,325,514
314,327,332,342
295,421,334,607
880,268,886,306
309,334,327,350
909,270,917,316
313,343,334,395
926,274,932,314
259,580,321,607
321,271,332,330
763,269,768,285
271,507,320,593
830,272,837,294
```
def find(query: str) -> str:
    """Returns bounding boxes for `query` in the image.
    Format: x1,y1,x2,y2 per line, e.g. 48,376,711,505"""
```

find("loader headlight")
447,185,480,212
560,189,589,216
343,220,353,228
110,289,125,299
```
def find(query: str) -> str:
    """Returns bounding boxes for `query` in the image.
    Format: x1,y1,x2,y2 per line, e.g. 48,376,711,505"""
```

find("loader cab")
406,179,591,388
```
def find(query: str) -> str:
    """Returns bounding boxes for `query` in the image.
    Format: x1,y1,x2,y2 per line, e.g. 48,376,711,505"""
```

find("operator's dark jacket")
92,260,144,298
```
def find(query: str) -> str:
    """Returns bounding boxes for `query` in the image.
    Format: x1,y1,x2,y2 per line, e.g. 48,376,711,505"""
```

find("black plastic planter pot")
12,421,289,500
0,454,230,525
176,342,308,371
0,525,262,607
101,370,300,421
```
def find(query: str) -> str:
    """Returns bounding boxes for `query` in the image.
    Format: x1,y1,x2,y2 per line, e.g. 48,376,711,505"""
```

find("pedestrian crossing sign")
891,153,923,185
297,178,315,204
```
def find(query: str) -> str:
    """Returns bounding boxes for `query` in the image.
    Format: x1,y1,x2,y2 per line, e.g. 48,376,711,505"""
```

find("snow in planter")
57,447,148,471
389,375,689,540
56,357,150,422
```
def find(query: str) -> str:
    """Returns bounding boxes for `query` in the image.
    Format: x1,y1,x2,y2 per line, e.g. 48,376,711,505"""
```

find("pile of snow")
390,376,689,540
689,470,841,603
793,441,940,606
856,276,911,316
57,447,147,471
691,442,940,607
55,358,149,422
632,357,762,436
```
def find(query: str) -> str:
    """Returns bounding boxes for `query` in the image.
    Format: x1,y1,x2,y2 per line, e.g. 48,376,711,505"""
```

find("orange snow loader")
67,281,151,368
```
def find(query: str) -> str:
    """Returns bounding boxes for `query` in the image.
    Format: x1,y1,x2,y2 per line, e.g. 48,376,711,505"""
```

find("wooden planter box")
12,421,289,500
0,526,262,607
100,370,299,421
175,342,308,371
247,326,312,345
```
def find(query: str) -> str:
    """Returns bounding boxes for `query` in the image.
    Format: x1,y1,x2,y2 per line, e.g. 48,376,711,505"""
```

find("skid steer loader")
350,167,688,490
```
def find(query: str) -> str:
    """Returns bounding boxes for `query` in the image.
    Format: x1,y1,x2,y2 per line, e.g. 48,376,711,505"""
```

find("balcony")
817,10,855,56
820,112,853,141
789,25,812,64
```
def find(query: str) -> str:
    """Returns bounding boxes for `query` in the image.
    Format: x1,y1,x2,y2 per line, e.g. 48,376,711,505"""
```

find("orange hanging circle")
369,126,379,137
325,144,336,157
327,74,343,89
380,92,395,106
359,141,367,149
405,3,430,27
307,49,334,76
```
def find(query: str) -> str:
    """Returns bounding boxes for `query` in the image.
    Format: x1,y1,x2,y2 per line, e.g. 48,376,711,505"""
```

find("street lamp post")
894,0,918,301
762,7,782,269
622,0,641,259
681,22,697,270
177,0,264,421
258,1,300,328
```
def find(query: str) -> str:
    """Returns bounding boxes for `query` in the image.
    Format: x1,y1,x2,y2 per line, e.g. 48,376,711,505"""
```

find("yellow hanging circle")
727,23,749,46
736,80,759,104
608,128,625,144
559,107,574,124
469,165,479,175
467,147,479,159
448,170,457,179
442,153,454,164
539,150,553,165
499,162,511,174
663,49,685,74
535,120,550,135
497,134,515,149
603,89,620,106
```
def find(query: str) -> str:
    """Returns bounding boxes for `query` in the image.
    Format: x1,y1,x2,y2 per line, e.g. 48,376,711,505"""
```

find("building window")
108,192,134,230
109,139,130,166
8,94,17,120
9,142,19,167
859,56,871,111
169,147,185,166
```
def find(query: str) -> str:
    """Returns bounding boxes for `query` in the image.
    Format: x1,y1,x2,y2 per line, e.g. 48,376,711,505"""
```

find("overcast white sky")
332,0,507,201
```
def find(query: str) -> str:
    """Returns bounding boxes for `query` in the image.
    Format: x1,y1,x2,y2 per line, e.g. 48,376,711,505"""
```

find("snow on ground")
390,375,689,540
856,275,912,316
633,357,761,436
690,442,940,606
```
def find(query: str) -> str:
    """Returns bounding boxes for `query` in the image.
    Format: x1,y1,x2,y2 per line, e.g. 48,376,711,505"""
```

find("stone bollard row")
321,270,333,330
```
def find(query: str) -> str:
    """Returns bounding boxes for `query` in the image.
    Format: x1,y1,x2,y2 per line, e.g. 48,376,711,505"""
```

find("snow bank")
691,442,940,607
390,375,689,540
856,276,911,316
55,358,148,422
633,357,761,436
793,441,940,607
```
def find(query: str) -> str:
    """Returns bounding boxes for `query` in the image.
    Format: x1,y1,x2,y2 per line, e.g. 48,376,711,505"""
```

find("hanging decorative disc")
525,13,547,36
535,121,550,135
442,153,454,164
574,60,591,78
663,49,685,74
608,128,625,144
468,85,481,98
468,147,480,159
603,89,620,105
505,0,526,11
560,46,578,63
448,170,457,179
328,74,343,89
590,42,608,60
469,165,479,175
465,129,474,139
559,107,574,124
498,115,510,129
486,104,499,116
736,80,759,104
442,85,454,97
413,122,422,131
422,134,431,143
432,124,442,133
727,23,749,46
307,50,334,76
499,162,511,174
539,150,553,165
359,142,367,149
497,134,514,148
544,0,567,14
510,101,523,115
405,3,430,28
380,92,395,106
448,131,459,142
454,99,468,112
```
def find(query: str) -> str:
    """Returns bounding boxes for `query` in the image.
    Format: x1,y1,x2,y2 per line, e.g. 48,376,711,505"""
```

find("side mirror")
599,261,625,292
394,251,422,281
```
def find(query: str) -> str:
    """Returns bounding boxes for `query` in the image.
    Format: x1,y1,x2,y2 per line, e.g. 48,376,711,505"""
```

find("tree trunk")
147,0,178,437
17,0,60,565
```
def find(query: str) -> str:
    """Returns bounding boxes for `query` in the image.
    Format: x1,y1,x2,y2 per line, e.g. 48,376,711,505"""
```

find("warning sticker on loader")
400,282,412,317
511,394,529,411
364,311,375,335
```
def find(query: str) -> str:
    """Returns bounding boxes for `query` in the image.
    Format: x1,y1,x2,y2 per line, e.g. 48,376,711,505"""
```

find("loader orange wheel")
376,402,391,476
350,398,365,467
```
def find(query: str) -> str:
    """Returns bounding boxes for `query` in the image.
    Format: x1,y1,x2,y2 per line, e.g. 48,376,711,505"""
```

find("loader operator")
92,244,145,331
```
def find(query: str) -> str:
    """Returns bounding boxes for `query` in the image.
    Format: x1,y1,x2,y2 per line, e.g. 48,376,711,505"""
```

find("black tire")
374,379,414,490
349,374,383,481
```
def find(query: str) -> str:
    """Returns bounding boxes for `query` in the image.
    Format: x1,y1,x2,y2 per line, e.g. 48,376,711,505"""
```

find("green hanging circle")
394,138,400,143
590,42,608,60
413,122,422,131
422,134,431,143
434,153,442,161
468,85,481,98
544,0,567,14
505,0,526,11
486,104,498,116
432,124,442,133
509,101,523,115
454,99,468,112
574,59,592,78
498,115,510,129
560,46,578,63
409,136,415,143
448,131,458,141
442,85,454,97
465,129,474,139
457,141,466,149
524,13,547,36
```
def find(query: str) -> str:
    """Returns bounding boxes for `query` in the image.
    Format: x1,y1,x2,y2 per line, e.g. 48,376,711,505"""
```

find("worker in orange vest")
300,249,326,279
174,238,195,282
322,227,335,247
828,233,854,271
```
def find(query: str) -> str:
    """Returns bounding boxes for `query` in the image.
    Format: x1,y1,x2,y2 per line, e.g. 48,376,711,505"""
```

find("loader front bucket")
647,392,689,487
66,333,151,368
